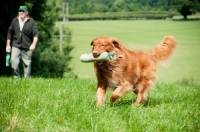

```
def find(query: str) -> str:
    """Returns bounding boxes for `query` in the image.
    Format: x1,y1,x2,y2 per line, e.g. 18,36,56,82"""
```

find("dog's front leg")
110,84,133,105
96,87,106,106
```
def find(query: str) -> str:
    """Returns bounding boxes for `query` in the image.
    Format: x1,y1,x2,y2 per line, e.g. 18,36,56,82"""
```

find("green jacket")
7,17,39,49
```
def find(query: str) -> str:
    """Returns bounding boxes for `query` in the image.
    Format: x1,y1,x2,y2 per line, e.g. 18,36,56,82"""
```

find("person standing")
6,6,39,78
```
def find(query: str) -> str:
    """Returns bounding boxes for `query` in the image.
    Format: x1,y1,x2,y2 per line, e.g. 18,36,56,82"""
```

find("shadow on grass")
143,98,165,107
113,99,135,107
112,97,174,107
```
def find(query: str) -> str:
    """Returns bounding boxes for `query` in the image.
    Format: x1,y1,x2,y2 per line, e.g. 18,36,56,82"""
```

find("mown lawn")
56,20,200,85
0,77,199,131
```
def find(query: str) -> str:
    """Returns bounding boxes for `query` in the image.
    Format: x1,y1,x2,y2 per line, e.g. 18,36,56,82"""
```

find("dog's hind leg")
96,87,106,106
134,78,155,106
134,92,147,106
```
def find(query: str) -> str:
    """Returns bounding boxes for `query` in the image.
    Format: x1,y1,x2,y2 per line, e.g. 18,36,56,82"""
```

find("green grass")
0,77,200,131
56,20,200,85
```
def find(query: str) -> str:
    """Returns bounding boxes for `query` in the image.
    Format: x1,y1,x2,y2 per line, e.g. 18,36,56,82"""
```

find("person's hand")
29,44,36,51
6,45,11,52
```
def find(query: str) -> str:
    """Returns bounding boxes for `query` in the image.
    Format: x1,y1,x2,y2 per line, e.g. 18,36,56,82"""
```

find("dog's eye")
102,44,105,46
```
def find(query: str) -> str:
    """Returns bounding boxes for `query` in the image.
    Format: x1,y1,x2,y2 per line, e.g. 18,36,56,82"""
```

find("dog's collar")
97,62,112,71
107,65,112,70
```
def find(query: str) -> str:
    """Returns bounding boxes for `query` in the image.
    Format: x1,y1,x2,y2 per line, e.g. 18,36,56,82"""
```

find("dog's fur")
90,36,178,106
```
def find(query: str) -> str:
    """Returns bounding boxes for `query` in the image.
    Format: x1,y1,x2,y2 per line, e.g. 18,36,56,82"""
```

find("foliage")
0,77,200,131
65,0,175,14
171,0,200,19
32,0,75,78
32,25,74,78
63,0,200,20
68,11,179,21
0,0,75,78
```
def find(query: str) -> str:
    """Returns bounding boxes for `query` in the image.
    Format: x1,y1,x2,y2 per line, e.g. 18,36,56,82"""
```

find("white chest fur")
105,77,135,91
106,77,119,89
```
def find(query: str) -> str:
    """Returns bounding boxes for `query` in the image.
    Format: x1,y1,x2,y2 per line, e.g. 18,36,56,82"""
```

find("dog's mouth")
92,52,101,58
93,54,100,58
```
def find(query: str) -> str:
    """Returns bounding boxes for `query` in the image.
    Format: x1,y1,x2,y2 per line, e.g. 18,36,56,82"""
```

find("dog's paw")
133,102,143,108
110,94,120,103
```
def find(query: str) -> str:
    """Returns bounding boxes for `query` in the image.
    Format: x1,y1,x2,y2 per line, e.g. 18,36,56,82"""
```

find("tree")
30,0,75,78
171,0,200,20
111,0,126,12
32,25,74,78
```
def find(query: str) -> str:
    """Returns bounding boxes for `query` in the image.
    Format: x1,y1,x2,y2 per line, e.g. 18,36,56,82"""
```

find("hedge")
65,11,179,21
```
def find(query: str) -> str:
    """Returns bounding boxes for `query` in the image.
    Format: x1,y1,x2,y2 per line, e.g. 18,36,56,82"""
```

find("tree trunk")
183,14,187,20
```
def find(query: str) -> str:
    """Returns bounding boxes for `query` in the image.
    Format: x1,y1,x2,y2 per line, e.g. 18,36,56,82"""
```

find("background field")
57,20,200,84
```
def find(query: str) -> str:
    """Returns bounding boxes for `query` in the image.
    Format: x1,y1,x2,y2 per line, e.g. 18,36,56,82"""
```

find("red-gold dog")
90,36,178,106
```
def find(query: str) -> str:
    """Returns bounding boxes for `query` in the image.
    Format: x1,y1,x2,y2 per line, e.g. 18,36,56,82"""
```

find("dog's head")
90,36,123,57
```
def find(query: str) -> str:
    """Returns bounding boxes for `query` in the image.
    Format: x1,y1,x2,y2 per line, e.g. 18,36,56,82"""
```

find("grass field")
0,77,200,131
56,20,200,85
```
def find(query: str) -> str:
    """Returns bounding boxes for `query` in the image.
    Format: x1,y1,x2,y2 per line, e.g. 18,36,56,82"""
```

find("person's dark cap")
19,6,28,11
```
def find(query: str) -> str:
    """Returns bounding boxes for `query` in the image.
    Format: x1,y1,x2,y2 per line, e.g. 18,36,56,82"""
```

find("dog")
90,36,178,106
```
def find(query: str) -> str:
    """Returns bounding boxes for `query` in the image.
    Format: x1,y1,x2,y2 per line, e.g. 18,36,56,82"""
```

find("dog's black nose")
92,51,98,57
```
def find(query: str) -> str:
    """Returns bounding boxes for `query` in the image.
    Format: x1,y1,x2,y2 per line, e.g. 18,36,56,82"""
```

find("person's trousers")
11,47,33,78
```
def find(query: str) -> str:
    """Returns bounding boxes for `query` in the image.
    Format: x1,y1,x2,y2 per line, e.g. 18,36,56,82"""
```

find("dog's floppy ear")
91,38,97,46
90,40,94,46
111,38,122,49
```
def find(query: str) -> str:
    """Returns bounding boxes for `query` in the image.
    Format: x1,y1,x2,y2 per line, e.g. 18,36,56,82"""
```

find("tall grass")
56,20,200,85
0,77,199,131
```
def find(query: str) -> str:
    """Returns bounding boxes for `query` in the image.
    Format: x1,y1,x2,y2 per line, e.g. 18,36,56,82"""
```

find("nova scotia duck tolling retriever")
90,36,178,106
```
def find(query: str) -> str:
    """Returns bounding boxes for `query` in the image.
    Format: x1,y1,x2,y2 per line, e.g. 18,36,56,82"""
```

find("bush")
67,11,179,21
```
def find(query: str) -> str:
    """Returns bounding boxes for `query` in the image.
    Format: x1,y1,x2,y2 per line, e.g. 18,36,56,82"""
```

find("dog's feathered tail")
150,36,178,65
